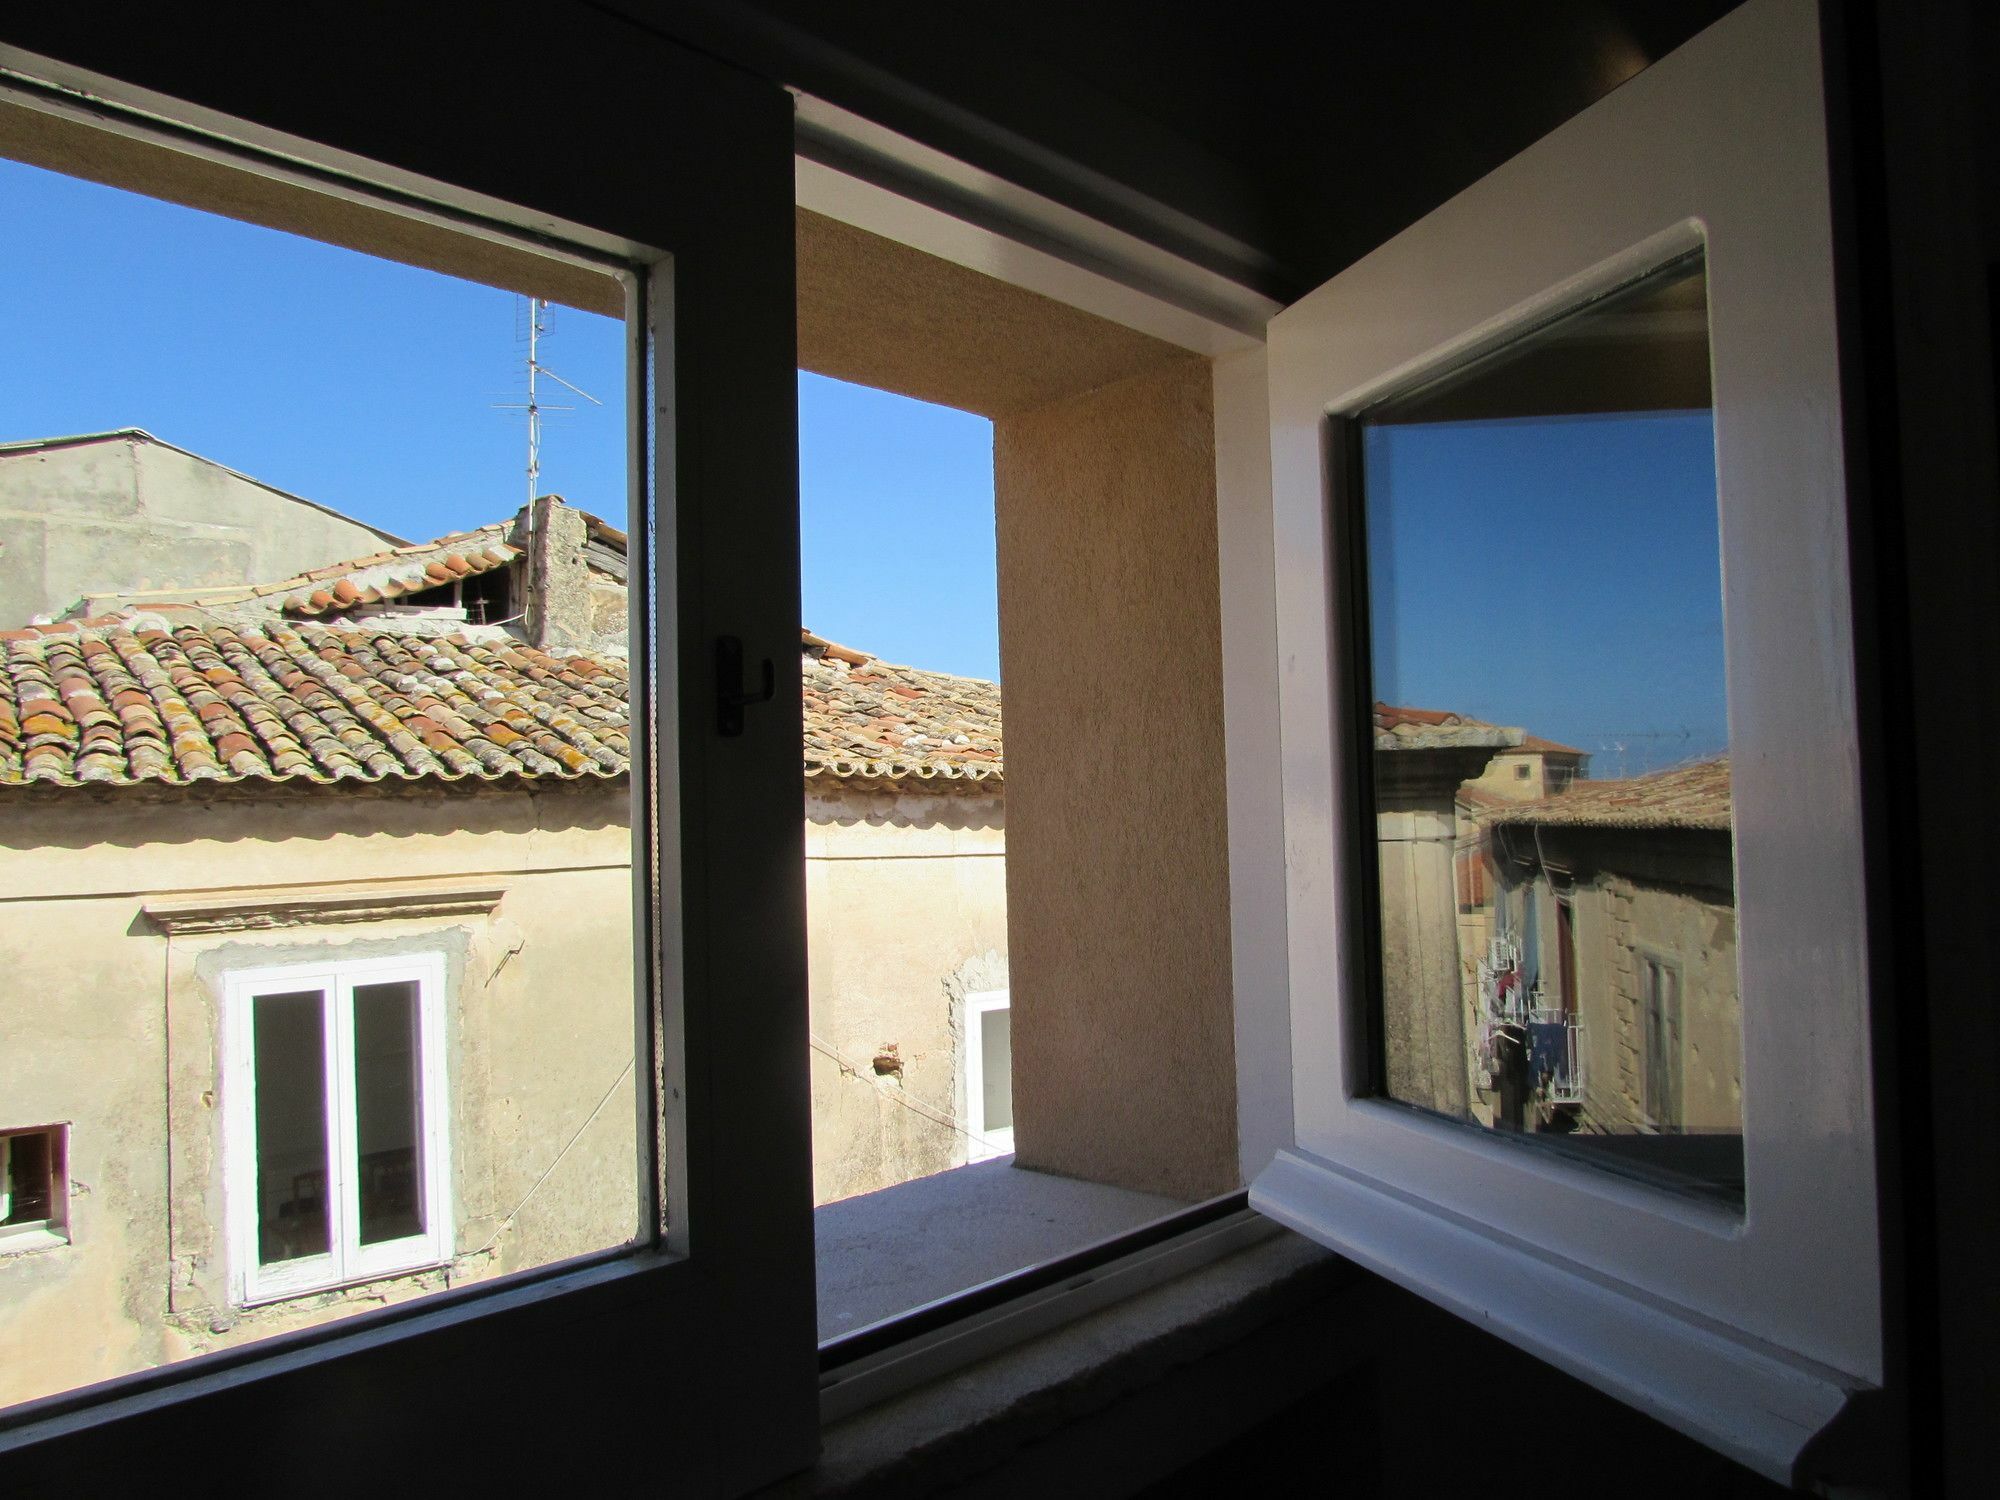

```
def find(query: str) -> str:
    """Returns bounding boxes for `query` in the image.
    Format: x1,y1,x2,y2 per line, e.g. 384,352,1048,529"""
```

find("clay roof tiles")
801,632,1001,784
1483,756,1732,832
0,618,1002,791
0,613,627,789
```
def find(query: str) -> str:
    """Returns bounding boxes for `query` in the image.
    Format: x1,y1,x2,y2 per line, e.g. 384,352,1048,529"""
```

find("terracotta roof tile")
1,617,999,793
801,632,1001,783
0,616,627,789
1484,756,1731,831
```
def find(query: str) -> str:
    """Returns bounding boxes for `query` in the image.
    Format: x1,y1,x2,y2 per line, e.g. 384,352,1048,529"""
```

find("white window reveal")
224,954,451,1305
0,1124,69,1254
963,989,1014,1162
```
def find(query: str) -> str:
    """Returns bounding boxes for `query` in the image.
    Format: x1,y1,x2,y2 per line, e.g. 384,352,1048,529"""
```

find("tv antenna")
494,296,602,509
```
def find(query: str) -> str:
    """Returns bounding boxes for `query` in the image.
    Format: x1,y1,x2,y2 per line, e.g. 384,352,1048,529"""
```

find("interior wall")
994,355,1238,1200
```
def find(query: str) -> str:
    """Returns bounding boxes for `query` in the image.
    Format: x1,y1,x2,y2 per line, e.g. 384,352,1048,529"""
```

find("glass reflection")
253,990,330,1265
1355,251,1743,1201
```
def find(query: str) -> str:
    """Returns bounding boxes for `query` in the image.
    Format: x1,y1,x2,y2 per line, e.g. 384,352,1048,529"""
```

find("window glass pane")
353,980,424,1246
253,990,331,1266
980,1006,1013,1133
0,146,643,1411
1355,250,1743,1203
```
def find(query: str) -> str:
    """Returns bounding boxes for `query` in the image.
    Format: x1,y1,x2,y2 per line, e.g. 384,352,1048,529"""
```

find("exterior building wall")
0,434,402,625
1575,873,1741,1134
804,784,1007,1205
0,774,1009,1402
1377,801,1470,1116
0,782,634,1407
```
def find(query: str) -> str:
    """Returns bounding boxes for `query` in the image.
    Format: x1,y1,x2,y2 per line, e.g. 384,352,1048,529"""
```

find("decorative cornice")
143,883,505,934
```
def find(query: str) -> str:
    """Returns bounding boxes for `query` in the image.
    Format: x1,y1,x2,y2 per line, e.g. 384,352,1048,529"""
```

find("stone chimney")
518,495,591,651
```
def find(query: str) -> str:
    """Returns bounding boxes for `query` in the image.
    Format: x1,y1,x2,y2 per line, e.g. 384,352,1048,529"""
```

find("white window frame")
223,953,452,1306
962,988,1014,1162
1252,0,1879,1483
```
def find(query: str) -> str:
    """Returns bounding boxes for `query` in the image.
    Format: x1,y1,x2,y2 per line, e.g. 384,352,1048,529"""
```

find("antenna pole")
525,296,544,509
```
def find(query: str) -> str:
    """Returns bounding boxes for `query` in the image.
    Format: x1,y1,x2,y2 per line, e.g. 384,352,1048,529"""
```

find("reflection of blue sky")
1363,411,1726,778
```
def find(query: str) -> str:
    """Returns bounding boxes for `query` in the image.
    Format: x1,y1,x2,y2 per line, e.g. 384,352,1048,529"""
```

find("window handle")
716,635,776,736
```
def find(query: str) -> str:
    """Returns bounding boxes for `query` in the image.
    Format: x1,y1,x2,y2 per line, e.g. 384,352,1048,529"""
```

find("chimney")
518,495,591,651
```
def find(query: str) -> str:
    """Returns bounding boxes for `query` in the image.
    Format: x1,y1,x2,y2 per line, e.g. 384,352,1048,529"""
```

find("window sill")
769,1229,1354,1497
0,1226,67,1257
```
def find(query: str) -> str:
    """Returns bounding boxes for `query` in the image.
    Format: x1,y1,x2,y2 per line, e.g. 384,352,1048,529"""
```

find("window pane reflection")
1355,251,1743,1202
253,990,330,1265
353,980,425,1246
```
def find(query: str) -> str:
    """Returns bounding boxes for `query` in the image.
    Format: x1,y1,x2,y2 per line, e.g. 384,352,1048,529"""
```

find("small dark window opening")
460,566,514,625
1,1125,68,1239
1515,763,1532,780
396,566,516,625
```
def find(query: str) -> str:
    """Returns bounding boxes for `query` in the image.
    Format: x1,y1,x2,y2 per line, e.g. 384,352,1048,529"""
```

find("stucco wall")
1575,871,1742,1134
993,355,1237,1201
805,783,1007,1205
0,435,402,625
0,782,636,1406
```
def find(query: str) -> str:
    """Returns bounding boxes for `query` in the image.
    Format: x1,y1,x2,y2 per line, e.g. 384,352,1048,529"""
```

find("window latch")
716,635,776,736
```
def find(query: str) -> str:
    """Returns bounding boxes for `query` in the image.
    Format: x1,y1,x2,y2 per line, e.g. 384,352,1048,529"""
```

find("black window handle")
716,635,776,736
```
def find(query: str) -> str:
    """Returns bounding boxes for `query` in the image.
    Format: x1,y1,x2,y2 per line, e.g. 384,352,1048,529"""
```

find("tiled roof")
1374,702,1522,753
277,528,520,617
802,635,1001,783
1518,733,1586,757
0,614,1002,792
0,611,627,788
69,525,519,621
1484,756,1731,831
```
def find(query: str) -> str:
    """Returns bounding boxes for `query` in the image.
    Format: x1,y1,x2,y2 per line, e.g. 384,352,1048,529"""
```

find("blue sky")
0,157,1002,682
1364,411,1727,777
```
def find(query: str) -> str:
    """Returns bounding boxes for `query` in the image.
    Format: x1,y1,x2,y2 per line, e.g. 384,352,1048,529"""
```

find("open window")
1253,0,1879,1481
0,21,817,1493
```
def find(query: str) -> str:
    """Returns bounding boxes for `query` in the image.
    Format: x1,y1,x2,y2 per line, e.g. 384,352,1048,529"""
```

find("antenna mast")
495,296,603,510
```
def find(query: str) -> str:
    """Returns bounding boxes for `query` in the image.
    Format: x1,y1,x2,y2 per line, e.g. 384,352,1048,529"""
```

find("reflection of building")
0,465,1006,1403
1471,758,1739,1163
1371,704,1520,1114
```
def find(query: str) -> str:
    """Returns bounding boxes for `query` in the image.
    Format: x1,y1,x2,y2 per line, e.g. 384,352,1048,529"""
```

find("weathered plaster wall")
0,782,636,1406
804,784,1007,1205
0,436,401,625
1376,802,1470,1117
1575,871,1742,1134
994,356,1237,1201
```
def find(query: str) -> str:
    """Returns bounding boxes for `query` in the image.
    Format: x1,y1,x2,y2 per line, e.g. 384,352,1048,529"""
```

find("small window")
224,954,450,1304
963,989,1014,1162
1514,763,1532,780
0,1126,69,1252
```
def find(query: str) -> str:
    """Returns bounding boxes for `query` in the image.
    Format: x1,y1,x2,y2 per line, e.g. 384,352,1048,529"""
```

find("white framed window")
962,988,1014,1162
223,953,451,1305
0,1125,68,1254
1253,0,1880,1482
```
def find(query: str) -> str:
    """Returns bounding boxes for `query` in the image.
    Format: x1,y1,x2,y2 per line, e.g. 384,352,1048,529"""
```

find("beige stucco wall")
1377,802,1470,1117
0,770,1007,1402
1574,872,1742,1134
0,436,403,626
0,781,637,1407
993,356,1238,1201
804,784,1008,1205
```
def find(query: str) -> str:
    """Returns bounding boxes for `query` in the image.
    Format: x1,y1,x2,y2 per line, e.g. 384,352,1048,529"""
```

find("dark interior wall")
605,0,1741,300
